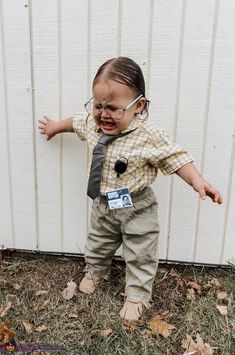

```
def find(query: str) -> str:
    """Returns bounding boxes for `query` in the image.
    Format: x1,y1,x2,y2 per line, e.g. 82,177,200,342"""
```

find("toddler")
38,57,223,321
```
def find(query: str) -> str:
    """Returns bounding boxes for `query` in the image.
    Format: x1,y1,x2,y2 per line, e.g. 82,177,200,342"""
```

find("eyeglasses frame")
84,93,144,118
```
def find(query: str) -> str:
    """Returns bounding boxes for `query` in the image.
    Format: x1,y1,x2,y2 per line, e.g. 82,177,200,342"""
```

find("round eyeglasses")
84,94,143,120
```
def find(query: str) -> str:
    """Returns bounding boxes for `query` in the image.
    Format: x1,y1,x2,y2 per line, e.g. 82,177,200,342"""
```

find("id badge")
105,188,133,210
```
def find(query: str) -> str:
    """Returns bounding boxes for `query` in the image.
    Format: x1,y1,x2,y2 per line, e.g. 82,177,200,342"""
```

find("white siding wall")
0,0,234,265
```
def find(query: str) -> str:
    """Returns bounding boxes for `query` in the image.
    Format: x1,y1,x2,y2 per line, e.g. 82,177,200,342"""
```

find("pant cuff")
123,292,152,306
85,265,110,278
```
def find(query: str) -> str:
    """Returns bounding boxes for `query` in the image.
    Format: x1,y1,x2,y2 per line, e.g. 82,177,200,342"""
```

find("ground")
0,251,234,355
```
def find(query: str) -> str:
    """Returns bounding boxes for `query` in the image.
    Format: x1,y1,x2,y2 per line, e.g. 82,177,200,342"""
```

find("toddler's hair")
93,57,149,118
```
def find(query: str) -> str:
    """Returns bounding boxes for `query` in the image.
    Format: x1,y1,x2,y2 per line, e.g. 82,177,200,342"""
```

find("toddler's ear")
136,98,146,113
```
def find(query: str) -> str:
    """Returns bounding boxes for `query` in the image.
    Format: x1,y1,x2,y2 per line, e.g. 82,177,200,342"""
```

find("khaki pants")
85,187,160,303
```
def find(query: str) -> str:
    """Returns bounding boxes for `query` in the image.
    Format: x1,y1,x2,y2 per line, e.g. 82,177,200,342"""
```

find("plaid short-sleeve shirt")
73,113,193,195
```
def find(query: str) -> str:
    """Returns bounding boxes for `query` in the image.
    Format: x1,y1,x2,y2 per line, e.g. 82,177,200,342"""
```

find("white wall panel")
1,0,234,265
168,0,217,262
90,0,119,82
1,0,37,250
59,0,88,254
195,0,235,264
149,0,184,260
222,134,235,264
32,0,62,251
121,0,151,69
0,1,13,247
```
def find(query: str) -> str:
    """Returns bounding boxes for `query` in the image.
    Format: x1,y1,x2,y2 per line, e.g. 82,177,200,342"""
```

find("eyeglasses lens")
86,101,124,119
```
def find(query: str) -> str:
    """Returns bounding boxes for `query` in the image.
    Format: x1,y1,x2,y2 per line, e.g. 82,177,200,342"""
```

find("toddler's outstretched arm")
175,162,223,204
38,116,74,140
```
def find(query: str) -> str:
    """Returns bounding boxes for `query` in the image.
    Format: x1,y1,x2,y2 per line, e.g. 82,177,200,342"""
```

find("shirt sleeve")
72,112,88,141
150,127,194,175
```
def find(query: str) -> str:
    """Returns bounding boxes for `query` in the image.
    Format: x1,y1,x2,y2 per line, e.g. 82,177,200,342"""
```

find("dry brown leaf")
22,319,33,333
0,322,15,343
202,282,213,290
149,315,175,338
210,278,221,287
35,324,48,333
182,333,214,354
35,304,47,312
216,305,228,315
0,302,12,317
217,291,228,300
169,268,180,278
187,288,196,301
122,319,144,332
100,328,113,337
61,281,77,300
187,281,202,293
35,290,48,296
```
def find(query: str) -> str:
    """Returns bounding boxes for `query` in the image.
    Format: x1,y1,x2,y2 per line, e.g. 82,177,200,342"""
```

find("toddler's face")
92,79,144,135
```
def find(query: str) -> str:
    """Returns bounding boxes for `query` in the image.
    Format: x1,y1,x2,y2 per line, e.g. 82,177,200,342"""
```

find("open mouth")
100,119,116,130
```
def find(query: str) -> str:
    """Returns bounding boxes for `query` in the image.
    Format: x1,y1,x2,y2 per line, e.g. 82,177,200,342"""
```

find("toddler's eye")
106,105,118,112
94,104,102,110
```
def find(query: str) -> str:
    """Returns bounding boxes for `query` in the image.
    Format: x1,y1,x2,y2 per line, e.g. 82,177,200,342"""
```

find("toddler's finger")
38,119,45,124
38,118,48,125
43,116,50,122
214,192,223,204
38,124,45,129
199,189,206,200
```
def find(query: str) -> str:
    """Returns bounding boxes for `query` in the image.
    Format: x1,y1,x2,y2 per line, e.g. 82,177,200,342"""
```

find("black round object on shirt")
115,158,128,177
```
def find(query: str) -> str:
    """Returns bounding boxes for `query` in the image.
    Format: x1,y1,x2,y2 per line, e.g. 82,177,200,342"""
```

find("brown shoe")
119,299,145,321
79,272,105,294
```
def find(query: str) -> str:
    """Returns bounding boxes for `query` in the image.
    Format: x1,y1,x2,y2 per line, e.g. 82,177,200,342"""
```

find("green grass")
0,251,234,354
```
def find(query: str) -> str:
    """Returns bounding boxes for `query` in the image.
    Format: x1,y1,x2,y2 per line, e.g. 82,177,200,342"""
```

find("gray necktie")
87,130,135,199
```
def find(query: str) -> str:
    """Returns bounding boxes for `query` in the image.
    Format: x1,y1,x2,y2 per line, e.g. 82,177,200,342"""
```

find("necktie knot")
98,132,124,146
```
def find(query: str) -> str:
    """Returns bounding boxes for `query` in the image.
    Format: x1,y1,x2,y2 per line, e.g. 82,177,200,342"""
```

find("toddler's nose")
100,107,110,118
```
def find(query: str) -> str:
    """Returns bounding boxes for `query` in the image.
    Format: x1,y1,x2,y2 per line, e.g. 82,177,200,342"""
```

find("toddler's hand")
191,176,223,204
38,116,58,140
